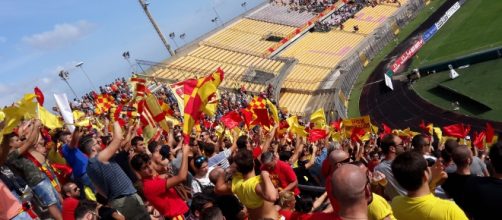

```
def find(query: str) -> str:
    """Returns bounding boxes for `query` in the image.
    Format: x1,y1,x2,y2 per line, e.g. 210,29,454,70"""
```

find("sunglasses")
195,156,207,167
336,157,351,164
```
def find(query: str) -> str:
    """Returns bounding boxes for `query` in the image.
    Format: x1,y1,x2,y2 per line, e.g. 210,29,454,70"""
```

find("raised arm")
288,136,305,165
165,143,190,189
304,144,318,169
261,124,278,152
97,121,123,163
256,170,279,202
68,127,83,149
17,120,40,155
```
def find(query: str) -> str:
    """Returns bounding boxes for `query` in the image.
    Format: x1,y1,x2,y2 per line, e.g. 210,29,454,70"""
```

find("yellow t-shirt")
231,172,264,209
391,193,467,220
368,193,396,220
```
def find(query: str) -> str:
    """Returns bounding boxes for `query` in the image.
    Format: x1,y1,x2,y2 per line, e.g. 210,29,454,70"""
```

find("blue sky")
0,0,264,107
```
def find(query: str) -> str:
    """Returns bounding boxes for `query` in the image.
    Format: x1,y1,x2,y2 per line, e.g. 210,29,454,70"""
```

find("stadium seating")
281,30,364,68
246,4,316,27
203,19,295,55
281,64,331,92
279,92,313,116
342,5,399,35
188,46,285,74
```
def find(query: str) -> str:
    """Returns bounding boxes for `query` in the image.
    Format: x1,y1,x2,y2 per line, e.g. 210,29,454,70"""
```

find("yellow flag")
38,105,63,130
286,116,308,137
266,99,279,124
0,110,5,122
310,108,326,129
370,124,379,134
433,127,442,142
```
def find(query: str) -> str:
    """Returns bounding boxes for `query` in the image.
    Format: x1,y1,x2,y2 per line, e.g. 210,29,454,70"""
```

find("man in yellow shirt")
390,151,467,220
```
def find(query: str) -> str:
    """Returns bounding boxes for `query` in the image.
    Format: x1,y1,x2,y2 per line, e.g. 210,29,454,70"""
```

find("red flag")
351,127,367,143
34,87,44,106
330,118,342,132
419,120,433,135
221,111,242,129
251,108,271,128
308,129,328,142
241,108,253,127
382,123,392,134
486,123,495,143
442,123,470,138
473,131,486,149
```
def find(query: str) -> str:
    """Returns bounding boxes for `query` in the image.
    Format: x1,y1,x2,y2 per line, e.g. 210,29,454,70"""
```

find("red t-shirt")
142,176,189,218
62,197,79,220
298,212,340,220
261,160,300,195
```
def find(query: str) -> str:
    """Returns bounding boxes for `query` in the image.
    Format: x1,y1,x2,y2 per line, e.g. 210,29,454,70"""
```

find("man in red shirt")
131,143,190,219
62,182,81,220
260,151,299,195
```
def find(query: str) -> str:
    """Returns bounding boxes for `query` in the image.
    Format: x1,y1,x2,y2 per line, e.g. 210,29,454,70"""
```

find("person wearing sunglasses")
374,134,407,200
191,156,214,194
62,182,81,220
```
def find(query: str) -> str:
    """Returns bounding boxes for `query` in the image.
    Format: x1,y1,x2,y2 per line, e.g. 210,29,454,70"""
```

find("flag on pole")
182,68,224,143
442,123,470,138
34,87,44,106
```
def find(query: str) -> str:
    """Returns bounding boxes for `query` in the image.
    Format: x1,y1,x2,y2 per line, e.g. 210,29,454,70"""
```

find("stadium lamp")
179,33,186,39
169,32,175,39
58,70,78,98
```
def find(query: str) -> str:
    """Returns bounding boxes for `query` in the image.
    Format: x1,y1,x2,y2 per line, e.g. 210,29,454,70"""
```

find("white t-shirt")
191,167,215,194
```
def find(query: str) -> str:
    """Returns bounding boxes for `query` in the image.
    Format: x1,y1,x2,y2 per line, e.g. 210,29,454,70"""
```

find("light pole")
179,33,187,44
75,62,97,91
241,2,247,12
169,32,179,48
58,70,78,98
138,0,175,56
122,51,138,74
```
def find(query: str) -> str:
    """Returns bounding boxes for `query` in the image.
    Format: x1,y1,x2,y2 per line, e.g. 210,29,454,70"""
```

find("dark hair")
131,136,143,146
74,199,97,219
204,143,216,156
391,151,427,192
201,206,224,220
2,132,18,149
380,134,395,155
79,134,95,155
279,151,293,161
236,135,248,150
234,150,254,174
489,142,502,174
148,141,158,154
190,193,215,214
130,153,151,171
452,146,471,168
411,134,428,152
159,145,170,160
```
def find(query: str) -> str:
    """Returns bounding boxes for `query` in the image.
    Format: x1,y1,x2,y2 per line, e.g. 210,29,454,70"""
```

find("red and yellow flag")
94,94,114,115
182,68,224,143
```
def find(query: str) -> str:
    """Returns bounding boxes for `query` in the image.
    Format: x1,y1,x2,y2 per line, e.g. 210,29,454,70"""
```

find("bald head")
452,145,472,168
209,167,225,184
329,149,350,168
331,164,368,207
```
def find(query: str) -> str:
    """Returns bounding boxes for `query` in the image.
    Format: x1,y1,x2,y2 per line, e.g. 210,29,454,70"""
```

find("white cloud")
0,36,6,43
22,20,95,50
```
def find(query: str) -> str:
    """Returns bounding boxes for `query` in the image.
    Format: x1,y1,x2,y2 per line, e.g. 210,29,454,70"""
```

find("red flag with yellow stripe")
182,68,224,143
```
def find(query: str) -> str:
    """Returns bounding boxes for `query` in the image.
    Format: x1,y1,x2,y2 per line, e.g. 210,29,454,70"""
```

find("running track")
359,0,502,133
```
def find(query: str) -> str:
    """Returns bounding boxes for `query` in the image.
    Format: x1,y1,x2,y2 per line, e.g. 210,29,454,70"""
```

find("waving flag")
34,87,44,106
473,131,486,149
310,108,326,129
221,111,242,129
486,123,495,143
308,129,328,142
442,123,470,138
419,120,433,135
182,68,224,143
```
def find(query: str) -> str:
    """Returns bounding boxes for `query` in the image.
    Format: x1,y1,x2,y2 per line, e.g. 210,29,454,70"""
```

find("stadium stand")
246,4,316,27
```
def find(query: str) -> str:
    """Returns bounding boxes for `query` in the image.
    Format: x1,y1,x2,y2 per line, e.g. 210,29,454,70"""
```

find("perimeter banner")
391,38,424,73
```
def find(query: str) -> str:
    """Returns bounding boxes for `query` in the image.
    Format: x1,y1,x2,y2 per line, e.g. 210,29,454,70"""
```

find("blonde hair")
279,191,295,207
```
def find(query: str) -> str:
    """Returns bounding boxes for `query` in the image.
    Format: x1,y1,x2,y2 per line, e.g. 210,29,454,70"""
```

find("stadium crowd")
1,71,502,220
